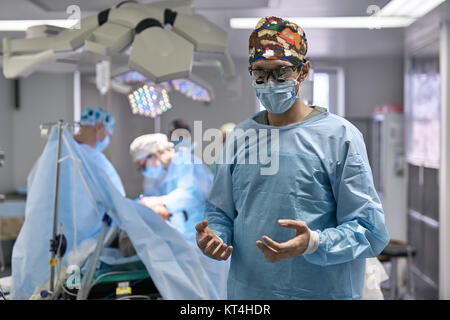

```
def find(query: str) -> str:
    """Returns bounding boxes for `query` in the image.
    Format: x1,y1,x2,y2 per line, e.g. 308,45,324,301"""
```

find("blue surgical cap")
80,107,115,135
97,108,115,135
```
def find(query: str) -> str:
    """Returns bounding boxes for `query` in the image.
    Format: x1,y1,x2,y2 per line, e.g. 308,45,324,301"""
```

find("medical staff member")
129,133,213,242
74,107,125,196
196,16,390,299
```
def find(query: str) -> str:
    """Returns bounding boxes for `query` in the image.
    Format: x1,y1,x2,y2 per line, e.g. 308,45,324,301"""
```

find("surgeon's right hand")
195,220,233,261
151,204,172,221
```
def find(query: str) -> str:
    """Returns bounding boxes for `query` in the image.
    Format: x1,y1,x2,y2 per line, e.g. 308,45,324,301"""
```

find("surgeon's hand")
151,204,172,221
256,219,310,263
139,196,165,208
195,220,233,261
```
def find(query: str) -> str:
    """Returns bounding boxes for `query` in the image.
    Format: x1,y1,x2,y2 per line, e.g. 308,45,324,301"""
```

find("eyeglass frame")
248,62,304,84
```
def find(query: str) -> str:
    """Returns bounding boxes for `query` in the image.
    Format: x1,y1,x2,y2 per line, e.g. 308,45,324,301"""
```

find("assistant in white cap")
129,132,213,244
129,133,174,163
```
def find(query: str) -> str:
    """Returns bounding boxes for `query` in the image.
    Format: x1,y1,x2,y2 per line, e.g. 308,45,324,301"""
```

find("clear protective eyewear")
249,64,303,84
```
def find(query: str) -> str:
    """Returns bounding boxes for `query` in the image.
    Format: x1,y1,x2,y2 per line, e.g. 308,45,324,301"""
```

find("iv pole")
49,120,64,295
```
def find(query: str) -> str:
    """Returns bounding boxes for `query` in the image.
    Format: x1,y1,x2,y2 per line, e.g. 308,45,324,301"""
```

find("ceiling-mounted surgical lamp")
113,69,214,118
128,83,172,118
2,1,229,81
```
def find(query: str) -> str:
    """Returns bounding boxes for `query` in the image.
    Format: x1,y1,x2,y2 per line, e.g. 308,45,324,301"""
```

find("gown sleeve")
304,127,390,266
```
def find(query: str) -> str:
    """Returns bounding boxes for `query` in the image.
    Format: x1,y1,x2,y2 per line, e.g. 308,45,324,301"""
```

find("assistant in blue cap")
96,107,116,136
76,107,124,195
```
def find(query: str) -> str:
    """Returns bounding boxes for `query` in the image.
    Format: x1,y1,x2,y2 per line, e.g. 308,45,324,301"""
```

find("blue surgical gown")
143,147,213,243
205,110,390,300
78,143,125,196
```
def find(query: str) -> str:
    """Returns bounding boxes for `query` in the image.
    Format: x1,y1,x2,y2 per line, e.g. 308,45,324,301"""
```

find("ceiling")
0,0,405,59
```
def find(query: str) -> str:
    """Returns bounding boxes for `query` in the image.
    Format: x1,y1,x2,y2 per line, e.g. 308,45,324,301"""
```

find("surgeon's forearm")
303,217,389,266
204,202,234,246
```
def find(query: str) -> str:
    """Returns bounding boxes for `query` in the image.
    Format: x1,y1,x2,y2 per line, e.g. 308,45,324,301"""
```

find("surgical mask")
252,80,299,114
95,135,110,152
141,163,165,180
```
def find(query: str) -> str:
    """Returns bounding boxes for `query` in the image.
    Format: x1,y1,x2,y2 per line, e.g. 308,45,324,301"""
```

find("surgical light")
115,70,148,84
171,78,212,102
128,84,172,119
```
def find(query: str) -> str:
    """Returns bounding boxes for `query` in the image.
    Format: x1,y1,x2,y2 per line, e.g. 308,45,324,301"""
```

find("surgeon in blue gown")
195,16,390,300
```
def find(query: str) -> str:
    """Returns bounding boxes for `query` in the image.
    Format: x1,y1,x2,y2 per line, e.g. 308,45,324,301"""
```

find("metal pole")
440,18,450,300
49,120,64,294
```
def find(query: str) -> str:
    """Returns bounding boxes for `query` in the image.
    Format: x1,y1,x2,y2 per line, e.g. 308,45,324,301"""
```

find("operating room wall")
313,56,404,118
0,74,14,194
11,73,74,190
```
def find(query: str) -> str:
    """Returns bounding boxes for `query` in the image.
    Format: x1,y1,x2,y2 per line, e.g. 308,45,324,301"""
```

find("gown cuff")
304,230,320,254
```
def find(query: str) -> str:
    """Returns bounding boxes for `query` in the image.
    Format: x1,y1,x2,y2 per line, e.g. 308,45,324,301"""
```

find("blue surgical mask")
252,80,299,114
95,135,110,152
141,163,165,180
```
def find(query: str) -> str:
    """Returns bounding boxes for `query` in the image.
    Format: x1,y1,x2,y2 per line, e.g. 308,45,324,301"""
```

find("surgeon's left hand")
256,219,311,263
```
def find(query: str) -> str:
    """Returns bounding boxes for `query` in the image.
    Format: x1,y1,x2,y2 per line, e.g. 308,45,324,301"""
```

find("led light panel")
128,84,172,118
115,70,149,84
171,78,212,102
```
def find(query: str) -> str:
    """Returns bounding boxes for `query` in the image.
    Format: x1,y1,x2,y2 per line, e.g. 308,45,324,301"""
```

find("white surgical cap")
130,133,174,162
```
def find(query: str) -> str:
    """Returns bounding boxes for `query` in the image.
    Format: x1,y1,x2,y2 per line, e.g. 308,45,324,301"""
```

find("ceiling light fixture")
376,0,445,19
0,19,78,31
230,0,446,30
230,16,414,29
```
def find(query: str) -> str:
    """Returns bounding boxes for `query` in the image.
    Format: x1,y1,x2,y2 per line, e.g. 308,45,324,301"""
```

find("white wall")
11,73,73,190
313,56,404,118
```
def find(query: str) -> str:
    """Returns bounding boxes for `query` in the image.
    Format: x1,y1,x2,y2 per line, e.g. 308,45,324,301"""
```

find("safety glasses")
249,65,302,84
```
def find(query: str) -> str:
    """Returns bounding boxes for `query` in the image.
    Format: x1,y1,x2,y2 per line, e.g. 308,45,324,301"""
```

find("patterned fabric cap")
249,16,307,66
